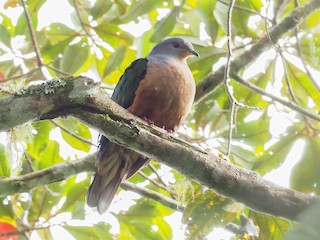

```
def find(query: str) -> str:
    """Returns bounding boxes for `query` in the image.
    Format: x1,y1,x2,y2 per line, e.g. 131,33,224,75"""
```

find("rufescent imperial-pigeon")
87,37,199,214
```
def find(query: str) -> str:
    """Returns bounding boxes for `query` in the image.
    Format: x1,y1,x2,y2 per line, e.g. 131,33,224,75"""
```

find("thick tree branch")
0,154,95,196
0,77,319,221
0,152,183,211
195,0,320,102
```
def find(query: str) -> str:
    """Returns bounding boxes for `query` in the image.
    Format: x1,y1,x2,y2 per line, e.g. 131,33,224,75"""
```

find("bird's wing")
98,58,148,160
112,58,148,108
87,58,148,213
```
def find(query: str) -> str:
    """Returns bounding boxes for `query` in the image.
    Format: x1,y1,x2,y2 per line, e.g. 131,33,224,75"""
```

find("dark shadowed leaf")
284,203,320,240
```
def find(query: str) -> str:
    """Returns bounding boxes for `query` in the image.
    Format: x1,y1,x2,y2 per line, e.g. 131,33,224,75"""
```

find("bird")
86,37,199,214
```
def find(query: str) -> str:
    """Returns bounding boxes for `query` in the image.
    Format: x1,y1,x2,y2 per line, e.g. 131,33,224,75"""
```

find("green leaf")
27,122,64,171
213,1,229,33
45,23,76,45
60,41,90,74
94,22,133,48
103,44,127,77
194,0,217,42
65,224,114,240
31,121,52,151
0,25,11,47
150,5,181,43
0,143,10,177
233,112,271,146
0,199,14,218
290,137,320,194
28,187,61,226
91,0,113,19
94,222,114,240
252,128,300,175
118,199,173,240
285,61,320,112
36,228,54,240
26,0,46,13
15,12,38,38
182,186,235,240
251,211,290,240
188,46,225,81
58,176,90,219
56,118,92,152
119,0,162,22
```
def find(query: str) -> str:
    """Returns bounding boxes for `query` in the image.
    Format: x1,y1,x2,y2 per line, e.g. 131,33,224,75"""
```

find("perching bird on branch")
86,38,199,213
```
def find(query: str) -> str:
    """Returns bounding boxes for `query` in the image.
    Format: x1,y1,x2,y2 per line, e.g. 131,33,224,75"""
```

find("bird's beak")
189,49,199,57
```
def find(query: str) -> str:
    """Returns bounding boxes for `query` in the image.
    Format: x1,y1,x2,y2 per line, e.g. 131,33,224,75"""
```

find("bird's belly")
128,61,195,131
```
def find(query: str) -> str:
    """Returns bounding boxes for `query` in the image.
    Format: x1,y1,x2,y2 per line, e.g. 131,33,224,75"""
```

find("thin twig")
148,163,168,187
45,64,70,76
265,0,282,53
195,0,320,103
20,0,43,67
137,171,167,190
73,0,97,45
146,163,179,200
263,0,320,125
0,68,41,84
224,0,236,157
218,0,274,24
50,120,97,147
121,181,185,211
279,52,298,103
24,152,36,172
232,74,320,122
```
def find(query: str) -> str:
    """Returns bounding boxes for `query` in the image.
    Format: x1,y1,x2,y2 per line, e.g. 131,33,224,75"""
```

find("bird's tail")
87,160,125,214
86,144,149,214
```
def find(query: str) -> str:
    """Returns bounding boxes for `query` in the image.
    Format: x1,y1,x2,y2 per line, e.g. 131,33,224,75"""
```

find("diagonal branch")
195,0,320,102
231,74,320,121
121,182,185,211
0,152,183,212
0,76,319,221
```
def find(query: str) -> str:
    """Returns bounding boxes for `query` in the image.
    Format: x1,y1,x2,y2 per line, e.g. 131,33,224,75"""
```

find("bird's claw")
143,117,154,125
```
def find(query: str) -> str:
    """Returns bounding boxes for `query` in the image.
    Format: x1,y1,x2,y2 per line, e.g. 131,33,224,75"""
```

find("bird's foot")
163,127,173,133
143,117,154,125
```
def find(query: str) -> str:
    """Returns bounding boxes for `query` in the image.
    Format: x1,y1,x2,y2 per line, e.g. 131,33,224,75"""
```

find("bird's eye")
172,42,179,48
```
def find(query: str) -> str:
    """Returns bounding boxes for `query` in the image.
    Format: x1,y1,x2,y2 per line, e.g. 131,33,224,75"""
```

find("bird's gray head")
149,38,199,59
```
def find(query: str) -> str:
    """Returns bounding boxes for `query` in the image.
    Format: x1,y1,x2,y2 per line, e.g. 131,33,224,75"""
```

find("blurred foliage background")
0,0,320,239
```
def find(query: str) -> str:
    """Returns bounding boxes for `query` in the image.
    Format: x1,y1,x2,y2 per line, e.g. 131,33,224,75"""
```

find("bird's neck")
147,53,186,65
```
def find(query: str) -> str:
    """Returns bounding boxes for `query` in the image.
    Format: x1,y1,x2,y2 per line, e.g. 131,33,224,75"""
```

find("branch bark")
0,152,183,212
195,0,320,103
0,76,319,221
